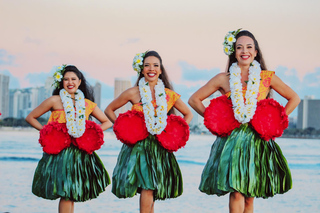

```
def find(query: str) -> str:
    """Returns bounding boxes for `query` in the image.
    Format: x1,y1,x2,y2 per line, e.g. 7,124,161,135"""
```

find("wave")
0,156,39,162
289,163,320,170
177,160,320,169
177,159,205,166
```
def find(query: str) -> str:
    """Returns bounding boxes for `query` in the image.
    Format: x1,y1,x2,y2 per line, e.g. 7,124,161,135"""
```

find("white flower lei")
60,89,86,138
139,77,167,135
229,60,261,123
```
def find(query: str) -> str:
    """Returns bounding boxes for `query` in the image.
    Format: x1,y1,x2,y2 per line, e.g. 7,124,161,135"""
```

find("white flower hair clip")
52,64,67,88
223,28,242,55
132,51,148,75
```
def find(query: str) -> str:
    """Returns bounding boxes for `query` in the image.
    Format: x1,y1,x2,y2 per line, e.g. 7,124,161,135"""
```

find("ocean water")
0,130,319,213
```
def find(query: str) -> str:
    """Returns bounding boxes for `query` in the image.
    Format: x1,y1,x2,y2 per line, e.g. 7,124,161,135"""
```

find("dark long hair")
52,65,95,102
134,50,175,114
226,30,267,72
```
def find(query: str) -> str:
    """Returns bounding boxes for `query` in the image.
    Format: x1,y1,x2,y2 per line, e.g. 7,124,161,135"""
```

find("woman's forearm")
285,93,301,115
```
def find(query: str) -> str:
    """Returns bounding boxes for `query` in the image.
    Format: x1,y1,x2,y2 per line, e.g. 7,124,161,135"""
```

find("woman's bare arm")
188,73,227,117
25,96,57,130
270,74,301,115
104,87,138,123
174,98,193,124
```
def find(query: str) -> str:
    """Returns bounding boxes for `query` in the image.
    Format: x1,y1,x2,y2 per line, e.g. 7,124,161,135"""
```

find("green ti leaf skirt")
32,145,110,202
112,135,183,200
199,124,292,198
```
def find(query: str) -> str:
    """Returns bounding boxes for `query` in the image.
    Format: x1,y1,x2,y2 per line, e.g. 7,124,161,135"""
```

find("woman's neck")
147,79,157,89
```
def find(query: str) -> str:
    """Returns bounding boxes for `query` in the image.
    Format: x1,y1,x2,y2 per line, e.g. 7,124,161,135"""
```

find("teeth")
148,73,155,77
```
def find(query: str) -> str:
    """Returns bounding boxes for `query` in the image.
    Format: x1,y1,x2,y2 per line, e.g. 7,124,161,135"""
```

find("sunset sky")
1,0,319,115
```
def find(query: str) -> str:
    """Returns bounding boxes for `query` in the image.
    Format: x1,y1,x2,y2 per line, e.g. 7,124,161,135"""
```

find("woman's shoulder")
49,95,61,101
124,86,139,96
207,72,229,86
215,72,229,79
46,95,61,104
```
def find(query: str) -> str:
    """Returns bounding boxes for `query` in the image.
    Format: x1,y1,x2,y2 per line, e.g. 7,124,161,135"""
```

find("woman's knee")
245,197,254,207
141,189,154,197
230,192,244,201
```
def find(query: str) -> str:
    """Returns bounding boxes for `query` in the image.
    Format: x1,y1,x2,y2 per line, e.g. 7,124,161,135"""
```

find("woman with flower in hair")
188,29,300,213
105,50,192,213
26,65,112,213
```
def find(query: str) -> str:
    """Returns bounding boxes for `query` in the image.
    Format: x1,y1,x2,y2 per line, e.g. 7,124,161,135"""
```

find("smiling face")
235,36,258,67
63,71,82,95
142,56,162,82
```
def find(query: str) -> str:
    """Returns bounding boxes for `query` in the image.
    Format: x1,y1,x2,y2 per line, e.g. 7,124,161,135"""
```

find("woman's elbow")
25,114,32,124
188,96,196,108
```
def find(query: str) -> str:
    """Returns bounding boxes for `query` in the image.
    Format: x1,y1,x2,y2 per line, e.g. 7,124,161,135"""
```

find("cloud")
179,61,220,82
24,36,42,45
172,82,201,103
120,38,141,46
275,66,301,89
273,66,320,117
0,49,15,66
302,68,320,88
0,70,21,89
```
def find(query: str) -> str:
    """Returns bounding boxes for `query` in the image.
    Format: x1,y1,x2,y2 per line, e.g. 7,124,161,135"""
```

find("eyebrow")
236,43,253,46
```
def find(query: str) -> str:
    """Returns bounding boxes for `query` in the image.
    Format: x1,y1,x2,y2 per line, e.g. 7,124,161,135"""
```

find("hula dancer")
26,65,112,213
105,50,192,213
188,29,300,213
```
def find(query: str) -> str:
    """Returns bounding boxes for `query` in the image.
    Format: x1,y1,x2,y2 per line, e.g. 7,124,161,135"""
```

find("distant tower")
0,74,10,118
93,81,101,108
297,95,320,129
114,78,132,116
45,77,54,99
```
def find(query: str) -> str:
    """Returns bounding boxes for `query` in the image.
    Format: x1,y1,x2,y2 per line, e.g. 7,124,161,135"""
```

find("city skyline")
1,72,320,130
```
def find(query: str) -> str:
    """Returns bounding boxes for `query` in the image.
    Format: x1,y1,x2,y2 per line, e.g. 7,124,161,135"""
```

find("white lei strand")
229,60,261,124
139,77,167,135
60,89,86,138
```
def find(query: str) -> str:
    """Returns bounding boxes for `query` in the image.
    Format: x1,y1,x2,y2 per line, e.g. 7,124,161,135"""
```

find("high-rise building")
297,96,320,129
0,74,10,118
93,81,101,108
45,77,54,99
9,87,48,119
114,78,132,116
9,89,30,118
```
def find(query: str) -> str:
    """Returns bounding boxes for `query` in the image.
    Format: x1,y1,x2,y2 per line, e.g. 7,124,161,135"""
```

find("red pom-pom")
156,115,190,152
113,110,149,146
74,120,104,154
39,122,71,154
204,95,241,137
250,99,289,141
